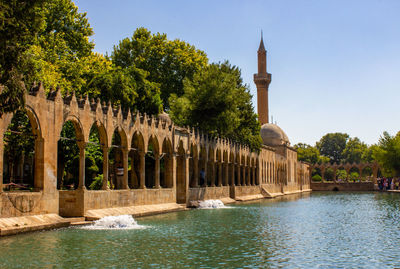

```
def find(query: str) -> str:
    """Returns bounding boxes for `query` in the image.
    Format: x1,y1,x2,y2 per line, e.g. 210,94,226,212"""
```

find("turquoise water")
1,192,400,268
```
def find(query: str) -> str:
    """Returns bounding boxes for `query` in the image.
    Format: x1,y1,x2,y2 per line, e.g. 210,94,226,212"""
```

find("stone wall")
59,188,176,217
0,192,59,218
311,182,374,191
188,186,230,201
234,185,261,197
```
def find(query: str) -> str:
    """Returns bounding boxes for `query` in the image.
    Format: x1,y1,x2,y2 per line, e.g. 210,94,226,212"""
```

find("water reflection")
0,192,400,268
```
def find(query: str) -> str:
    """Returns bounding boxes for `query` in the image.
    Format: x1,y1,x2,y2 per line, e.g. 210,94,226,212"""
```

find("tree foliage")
373,131,400,176
294,143,323,164
0,0,46,117
169,61,262,151
316,133,350,164
112,27,208,109
342,137,368,164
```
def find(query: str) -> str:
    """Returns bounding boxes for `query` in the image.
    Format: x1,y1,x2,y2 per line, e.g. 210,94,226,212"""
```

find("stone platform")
84,203,187,221
0,214,70,236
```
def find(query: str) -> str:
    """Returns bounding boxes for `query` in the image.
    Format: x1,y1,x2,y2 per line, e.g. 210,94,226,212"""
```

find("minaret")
253,32,272,125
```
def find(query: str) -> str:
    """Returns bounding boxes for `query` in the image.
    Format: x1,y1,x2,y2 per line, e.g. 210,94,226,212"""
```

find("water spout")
83,215,146,230
198,200,227,209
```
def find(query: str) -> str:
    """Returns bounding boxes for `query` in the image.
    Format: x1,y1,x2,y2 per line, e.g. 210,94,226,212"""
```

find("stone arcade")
0,37,311,234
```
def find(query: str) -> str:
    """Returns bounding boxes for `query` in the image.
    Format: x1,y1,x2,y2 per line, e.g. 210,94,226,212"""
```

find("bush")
89,174,103,190
312,174,322,182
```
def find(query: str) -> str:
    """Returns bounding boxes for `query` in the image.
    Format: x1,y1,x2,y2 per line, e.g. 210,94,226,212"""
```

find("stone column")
130,154,135,187
237,165,241,186
193,157,199,187
102,147,109,190
139,152,146,189
230,163,235,186
172,153,177,190
34,137,45,190
77,141,86,189
253,166,256,185
218,162,223,186
224,161,229,186
246,166,250,185
202,156,208,187
155,154,160,188
242,165,246,186
0,137,3,193
122,148,129,189
211,162,216,187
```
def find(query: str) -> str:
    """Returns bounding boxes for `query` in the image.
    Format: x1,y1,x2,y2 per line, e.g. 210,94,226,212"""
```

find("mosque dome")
260,123,290,147
158,111,172,124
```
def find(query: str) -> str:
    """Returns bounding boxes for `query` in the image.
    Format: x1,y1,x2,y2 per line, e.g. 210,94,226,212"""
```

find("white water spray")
83,215,146,230
198,199,227,209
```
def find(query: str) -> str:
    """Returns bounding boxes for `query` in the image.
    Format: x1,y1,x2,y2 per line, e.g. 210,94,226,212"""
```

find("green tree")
0,0,46,117
22,0,94,92
316,133,349,164
169,61,262,151
294,143,320,164
342,137,368,164
112,27,208,109
3,110,35,186
373,131,400,176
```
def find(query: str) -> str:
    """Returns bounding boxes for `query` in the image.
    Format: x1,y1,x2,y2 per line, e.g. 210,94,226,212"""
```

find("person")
200,169,205,186
391,178,395,190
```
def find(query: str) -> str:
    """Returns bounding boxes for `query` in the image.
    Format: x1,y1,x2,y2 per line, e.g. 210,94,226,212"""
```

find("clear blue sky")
74,0,400,146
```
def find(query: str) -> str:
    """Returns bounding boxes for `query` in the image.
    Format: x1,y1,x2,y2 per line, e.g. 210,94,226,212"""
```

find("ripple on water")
0,192,400,268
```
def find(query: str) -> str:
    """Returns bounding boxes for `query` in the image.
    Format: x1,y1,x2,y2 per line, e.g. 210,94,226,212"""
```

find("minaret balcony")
253,73,271,84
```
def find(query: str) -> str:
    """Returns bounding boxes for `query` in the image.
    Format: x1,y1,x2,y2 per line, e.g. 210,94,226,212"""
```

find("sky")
74,0,400,146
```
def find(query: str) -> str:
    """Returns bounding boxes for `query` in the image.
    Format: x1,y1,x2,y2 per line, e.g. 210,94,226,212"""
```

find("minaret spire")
258,30,265,52
254,32,272,125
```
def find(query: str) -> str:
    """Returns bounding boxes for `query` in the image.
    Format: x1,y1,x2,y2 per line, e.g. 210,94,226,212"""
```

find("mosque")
0,36,311,235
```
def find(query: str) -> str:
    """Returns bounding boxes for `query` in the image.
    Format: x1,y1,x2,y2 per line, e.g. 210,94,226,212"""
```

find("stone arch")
235,152,241,185
335,165,347,182
349,166,360,182
198,145,207,187
24,105,43,139
2,108,43,191
109,127,128,189
112,126,128,150
176,140,187,204
189,143,198,188
311,166,322,182
161,138,173,188
215,148,222,186
361,165,373,181
246,155,251,185
207,146,215,186
90,120,108,148
145,135,160,188
57,117,86,190
84,122,108,189
63,114,85,142
130,131,145,189
223,150,229,186
229,151,235,186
